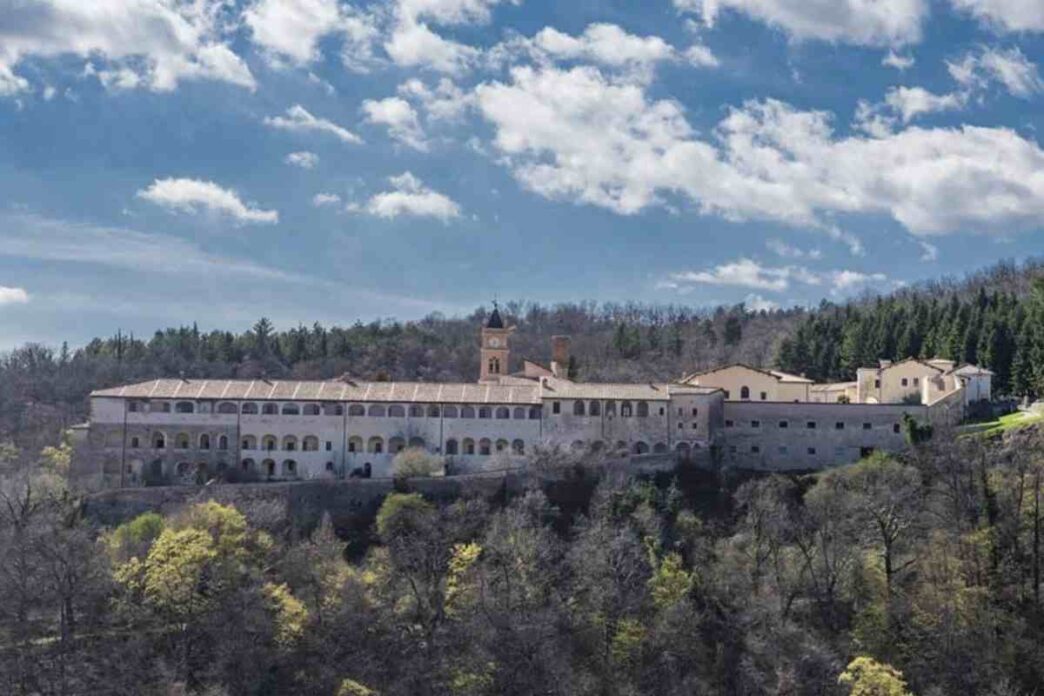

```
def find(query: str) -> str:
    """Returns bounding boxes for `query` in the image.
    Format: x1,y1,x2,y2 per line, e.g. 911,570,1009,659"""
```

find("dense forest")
3,427,1044,695
1,258,1042,454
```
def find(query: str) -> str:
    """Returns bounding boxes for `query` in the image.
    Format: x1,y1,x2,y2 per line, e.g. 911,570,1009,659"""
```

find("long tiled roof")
91,379,542,405
540,378,719,401
91,376,720,404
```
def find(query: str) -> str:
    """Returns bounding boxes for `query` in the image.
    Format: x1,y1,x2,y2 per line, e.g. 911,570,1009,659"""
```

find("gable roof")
683,363,813,384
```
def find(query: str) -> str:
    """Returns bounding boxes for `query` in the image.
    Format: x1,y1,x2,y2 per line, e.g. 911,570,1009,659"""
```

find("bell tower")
480,303,514,383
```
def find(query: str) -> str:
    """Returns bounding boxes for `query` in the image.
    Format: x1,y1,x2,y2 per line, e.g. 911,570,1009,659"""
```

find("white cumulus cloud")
362,97,428,150
0,286,30,305
312,192,343,207
674,0,928,47
264,104,363,144
137,178,279,224
0,0,255,96
354,172,461,221
285,151,319,169
948,46,1043,98
950,0,1044,32
244,0,379,70
475,65,1044,236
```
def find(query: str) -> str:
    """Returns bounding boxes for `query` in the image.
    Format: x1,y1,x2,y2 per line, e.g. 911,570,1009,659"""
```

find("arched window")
463,438,476,455
427,405,440,418
218,402,238,414
282,435,297,451
633,441,649,455
571,440,585,451
620,401,633,417
262,403,278,415
323,403,344,416
615,440,627,453
605,401,617,416
488,357,500,374
409,437,426,449
478,407,492,419
302,436,320,451
740,386,750,400
529,406,541,420
262,435,278,451
368,404,387,417
388,404,406,417
263,459,276,477
175,401,195,414
368,437,384,454
282,404,300,416
636,401,649,418
408,405,423,417
513,407,526,419
217,435,228,451
176,462,192,476
302,403,321,416
130,436,140,449
573,401,586,416
154,402,171,413
445,439,459,455
589,401,601,416
241,435,257,450
512,439,525,455
348,404,365,416
242,403,259,415
495,439,508,452
175,433,190,450
461,406,476,419
283,460,297,477
389,437,406,453
241,458,255,472
199,434,211,450
348,436,363,453
443,405,458,418
653,442,668,453
496,407,510,420
479,438,492,455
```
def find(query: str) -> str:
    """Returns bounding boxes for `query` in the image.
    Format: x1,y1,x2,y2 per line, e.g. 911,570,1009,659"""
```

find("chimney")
551,335,571,377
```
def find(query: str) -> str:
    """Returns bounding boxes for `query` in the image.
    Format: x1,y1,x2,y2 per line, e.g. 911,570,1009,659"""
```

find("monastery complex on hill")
71,307,994,489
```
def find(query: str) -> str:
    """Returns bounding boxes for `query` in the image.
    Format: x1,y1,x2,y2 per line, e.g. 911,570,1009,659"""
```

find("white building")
71,307,990,489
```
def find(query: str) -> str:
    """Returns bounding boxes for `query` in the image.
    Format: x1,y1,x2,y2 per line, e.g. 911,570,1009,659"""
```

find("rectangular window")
893,423,901,434
751,445,760,454
326,441,333,451
808,447,817,455
691,422,698,430
725,419,734,428
552,401,561,414
778,446,788,454
807,421,817,429
760,392,767,401
901,378,909,387
659,407,665,416
724,390,731,399
678,422,683,430
862,422,872,430
835,422,844,430
751,420,761,428
128,401,139,412
691,407,698,416
874,379,881,388
913,377,920,387
779,420,789,428
677,407,683,416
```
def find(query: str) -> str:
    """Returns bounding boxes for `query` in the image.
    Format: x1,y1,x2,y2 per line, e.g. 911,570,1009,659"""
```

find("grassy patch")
962,410,1044,437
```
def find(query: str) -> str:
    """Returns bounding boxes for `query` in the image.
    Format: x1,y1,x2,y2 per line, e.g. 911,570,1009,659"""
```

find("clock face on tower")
489,337,501,348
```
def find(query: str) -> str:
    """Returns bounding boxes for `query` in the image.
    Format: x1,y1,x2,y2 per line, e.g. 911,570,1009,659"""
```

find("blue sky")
0,0,1042,348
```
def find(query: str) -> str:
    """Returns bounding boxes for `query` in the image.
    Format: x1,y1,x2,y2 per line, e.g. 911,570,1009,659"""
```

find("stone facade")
71,313,989,491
